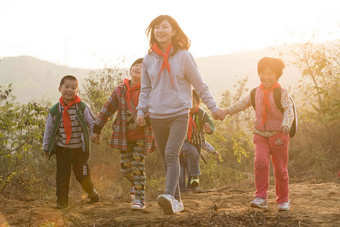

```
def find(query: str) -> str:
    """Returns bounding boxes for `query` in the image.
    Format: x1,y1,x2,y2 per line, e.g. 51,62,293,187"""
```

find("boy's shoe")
278,201,290,211
173,199,184,213
55,202,68,209
87,189,99,204
190,177,200,187
157,194,177,215
250,197,267,209
131,200,146,210
130,186,136,200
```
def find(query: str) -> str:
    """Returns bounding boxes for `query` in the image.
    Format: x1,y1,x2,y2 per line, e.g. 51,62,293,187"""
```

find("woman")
136,15,225,215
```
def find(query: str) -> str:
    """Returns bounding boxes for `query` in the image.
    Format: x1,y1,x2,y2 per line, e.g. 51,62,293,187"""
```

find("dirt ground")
0,181,339,226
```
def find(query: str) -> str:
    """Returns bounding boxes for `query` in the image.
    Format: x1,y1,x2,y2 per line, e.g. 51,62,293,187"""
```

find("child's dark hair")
192,90,200,103
257,57,285,79
60,75,78,87
146,15,191,56
129,58,144,73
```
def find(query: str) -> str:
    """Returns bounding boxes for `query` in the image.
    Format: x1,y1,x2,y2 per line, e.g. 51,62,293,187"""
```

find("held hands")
281,126,289,135
212,108,227,121
91,133,101,144
136,115,146,126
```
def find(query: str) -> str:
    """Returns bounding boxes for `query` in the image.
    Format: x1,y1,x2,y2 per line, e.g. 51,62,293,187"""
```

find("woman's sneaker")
278,201,290,211
157,194,177,215
131,200,146,210
173,199,184,213
250,197,267,209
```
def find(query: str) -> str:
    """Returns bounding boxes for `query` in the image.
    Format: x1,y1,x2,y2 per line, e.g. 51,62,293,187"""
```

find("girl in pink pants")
225,57,295,211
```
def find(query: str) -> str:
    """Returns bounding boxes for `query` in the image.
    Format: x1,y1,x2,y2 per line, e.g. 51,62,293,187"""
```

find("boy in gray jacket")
43,75,99,209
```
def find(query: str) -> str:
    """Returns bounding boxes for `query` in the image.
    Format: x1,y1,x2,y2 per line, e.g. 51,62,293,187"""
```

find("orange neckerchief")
259,82,281,125
59,95,81,145
124,78,141,110
152,43,174,87
187,106,199,142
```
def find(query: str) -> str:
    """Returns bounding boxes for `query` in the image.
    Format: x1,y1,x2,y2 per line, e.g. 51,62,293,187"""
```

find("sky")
1,0,340,69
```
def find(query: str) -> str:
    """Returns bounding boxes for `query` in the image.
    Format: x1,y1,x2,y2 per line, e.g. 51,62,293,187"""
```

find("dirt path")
0,181,339,226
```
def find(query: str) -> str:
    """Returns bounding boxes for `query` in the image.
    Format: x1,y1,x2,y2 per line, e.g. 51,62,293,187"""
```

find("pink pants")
253,132,290,204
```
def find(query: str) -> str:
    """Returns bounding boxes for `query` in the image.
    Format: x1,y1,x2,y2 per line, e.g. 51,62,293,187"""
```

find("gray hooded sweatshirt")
137,49,218,119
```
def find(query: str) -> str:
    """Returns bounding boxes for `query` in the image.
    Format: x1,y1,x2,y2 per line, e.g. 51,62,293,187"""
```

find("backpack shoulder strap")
77,101,87,113
49,102,60,117
250,87,257,109
274,87,284,113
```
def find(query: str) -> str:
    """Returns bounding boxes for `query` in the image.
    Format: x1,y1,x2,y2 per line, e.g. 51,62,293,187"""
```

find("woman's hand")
212,108,226,121
136,115,146,126
91,133,101,144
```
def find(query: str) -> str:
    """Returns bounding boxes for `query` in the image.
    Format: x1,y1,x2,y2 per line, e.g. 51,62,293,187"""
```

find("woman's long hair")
146,15,191,55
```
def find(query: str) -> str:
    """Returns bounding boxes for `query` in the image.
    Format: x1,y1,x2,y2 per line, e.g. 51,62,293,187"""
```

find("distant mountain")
0,56,93,103
0,48,300,103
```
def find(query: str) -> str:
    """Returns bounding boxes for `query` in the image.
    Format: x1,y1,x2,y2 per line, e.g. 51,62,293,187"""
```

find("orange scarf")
124,78,141,110
259,82,281,125
152,43,174,87
59,95,81,145
187,106,199,142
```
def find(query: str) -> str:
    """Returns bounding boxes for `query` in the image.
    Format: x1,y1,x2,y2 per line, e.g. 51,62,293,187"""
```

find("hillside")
0,56,92,103
0,47,300,103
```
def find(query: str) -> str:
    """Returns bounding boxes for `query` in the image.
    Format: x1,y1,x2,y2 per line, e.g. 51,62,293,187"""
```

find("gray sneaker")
278,201,290,211
250,197,267,209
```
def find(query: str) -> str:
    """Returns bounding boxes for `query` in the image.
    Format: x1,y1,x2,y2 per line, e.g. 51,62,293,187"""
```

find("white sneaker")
250,197,268,209
278,201,290,211
131,199,146,210
157,194,177,215
173,199,184,213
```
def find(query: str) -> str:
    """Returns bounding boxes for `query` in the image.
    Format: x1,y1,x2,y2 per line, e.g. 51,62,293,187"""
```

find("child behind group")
225,57,294,211
179,90,219,192
179,140,220,192
43,75,99,209
91,58,156,210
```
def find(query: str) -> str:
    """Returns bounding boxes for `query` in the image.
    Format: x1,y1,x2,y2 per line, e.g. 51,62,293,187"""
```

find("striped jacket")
93,83,156,153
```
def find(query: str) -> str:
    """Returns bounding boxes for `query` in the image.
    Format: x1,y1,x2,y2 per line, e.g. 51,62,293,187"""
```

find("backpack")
250,87,298,138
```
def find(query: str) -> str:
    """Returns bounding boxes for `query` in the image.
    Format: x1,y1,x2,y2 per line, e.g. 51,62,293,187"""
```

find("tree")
285,41,340,179
0,83,50,193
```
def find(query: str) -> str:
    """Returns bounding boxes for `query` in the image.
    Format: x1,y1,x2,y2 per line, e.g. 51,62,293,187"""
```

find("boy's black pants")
55,145,94,205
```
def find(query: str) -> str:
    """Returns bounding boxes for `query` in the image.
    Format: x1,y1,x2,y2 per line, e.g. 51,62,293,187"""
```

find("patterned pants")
120,139,146,201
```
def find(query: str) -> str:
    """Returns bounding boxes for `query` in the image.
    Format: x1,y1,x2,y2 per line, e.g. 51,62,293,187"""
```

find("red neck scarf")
187,106,199,142
152,43,174,87
59,95,81,145
259,82,281,124
124,78,141,110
